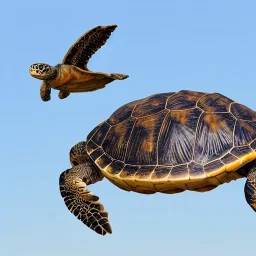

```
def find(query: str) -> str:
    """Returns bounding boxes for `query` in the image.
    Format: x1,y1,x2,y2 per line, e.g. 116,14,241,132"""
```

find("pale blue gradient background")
2,1,256,255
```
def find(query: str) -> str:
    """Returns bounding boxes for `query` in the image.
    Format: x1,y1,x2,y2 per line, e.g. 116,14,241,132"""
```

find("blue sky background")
2,0,256,255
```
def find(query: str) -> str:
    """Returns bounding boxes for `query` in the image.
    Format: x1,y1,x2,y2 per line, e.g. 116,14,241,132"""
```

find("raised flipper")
244,166,256,211
58,90,70,100
62,25,118,71
109,73,129,80
40,81,51,102
59,164,112,235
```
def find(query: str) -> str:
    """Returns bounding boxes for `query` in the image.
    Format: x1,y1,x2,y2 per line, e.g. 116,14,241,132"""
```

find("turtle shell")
86,90,256,194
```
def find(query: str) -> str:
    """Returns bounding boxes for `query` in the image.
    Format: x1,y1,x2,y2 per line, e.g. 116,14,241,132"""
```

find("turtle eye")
39,64,43,70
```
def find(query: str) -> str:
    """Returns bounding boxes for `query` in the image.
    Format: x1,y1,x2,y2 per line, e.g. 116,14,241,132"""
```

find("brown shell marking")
234,120,256,146
204,113,230,133
151,166,171,180
204,160,226,177
90,122,111,146
86,140,99,154
110,165,156,194
231,103,256,121
194,113,235,163
198,93,234,112
106,160,125,175
125,110,168,165
231,146,256,165
158,108,202,165
87,90,256,194
119,165,140,179
170,111,190,125
169,165,189,181
166,90,206,110
133,93,175,117
188,162,206,179
221,153,242,172
107,100,139,125
90,147,104,161
103,117,136,161
95,154,112,170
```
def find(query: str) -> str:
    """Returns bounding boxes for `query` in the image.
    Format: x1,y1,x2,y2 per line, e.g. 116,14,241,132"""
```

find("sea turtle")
29,25,128,101
59,90,256,235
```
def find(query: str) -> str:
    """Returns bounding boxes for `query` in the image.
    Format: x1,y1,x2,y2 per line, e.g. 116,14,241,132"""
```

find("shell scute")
107,100,139,125
166,90,205,110
95,154,112,169
169,165,189,181
119,165,140,179
234,120,256,146
125,110,168,165
87,124,101,141
250,140,256,151
102,117,136,161
188,162,205,179
106,160,125,175
151,166,171,180
231,146,253,158
231,103,256,121
90,147,104,161
134,166,155,180
194,112,235,163
198,93,234,112
133,93,175,117
204,160,225,177
90,122,110,146
231,146,255,165
221,153,238,165
158,108,202,165
86,140,99,154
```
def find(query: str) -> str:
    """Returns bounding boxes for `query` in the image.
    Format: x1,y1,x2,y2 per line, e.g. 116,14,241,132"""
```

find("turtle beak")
29,65,40,78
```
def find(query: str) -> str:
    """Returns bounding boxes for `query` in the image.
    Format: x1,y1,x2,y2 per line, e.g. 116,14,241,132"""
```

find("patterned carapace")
86,90,256,194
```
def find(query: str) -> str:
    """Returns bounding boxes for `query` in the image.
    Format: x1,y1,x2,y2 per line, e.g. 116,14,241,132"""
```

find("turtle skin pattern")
86,90,256,194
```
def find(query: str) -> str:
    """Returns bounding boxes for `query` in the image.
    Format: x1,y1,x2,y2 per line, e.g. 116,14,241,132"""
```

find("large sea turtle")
59,90,256,235
29,25,128,101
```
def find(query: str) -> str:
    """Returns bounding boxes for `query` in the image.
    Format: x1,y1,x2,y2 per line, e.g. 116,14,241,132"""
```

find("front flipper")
244,167,256,211
62,25,117,70
40,81,51,102
59,165,112,235
58,90,70,100
109,73,129,80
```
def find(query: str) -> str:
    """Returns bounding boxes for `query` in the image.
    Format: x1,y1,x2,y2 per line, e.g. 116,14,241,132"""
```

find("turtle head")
29,63,57,80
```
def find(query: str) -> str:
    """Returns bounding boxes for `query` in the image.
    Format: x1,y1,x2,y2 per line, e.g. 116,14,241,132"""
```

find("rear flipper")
110,73,129,80
58,90,70,100
244,167,256,211
40,81,51,101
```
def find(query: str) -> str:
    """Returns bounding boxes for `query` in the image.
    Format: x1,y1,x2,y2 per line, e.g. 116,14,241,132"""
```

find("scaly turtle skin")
59,90,256,235
29,25,128,101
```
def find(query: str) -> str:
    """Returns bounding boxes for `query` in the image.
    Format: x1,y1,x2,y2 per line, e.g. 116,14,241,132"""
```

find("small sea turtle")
59,90,256,235
29,25,128,101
